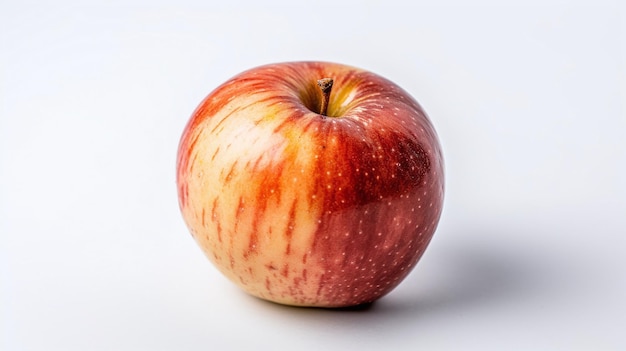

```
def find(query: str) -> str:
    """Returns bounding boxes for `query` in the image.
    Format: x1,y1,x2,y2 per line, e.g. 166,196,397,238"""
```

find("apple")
176,61,444,308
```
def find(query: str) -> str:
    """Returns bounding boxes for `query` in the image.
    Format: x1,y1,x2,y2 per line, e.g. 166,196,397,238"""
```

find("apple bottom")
187,178,440,308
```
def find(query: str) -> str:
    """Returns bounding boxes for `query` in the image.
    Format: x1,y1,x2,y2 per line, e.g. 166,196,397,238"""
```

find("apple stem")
317,78,334,116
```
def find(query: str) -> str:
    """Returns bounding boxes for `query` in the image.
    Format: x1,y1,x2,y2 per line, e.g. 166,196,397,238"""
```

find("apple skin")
176,61,444,308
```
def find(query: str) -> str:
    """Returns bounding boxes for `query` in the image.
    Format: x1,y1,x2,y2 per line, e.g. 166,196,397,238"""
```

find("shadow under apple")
376,239,538,317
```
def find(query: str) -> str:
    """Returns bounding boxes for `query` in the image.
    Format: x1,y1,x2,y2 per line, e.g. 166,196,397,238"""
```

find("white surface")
2,1,625,350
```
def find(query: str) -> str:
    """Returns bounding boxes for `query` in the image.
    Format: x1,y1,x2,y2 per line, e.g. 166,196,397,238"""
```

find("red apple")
176,61,444,308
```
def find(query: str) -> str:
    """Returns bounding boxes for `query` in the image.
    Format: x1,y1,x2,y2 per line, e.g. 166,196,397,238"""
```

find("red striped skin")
176,61,444,308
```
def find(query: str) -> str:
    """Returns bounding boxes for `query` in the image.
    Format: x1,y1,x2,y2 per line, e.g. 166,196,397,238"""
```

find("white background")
2,1,625,350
